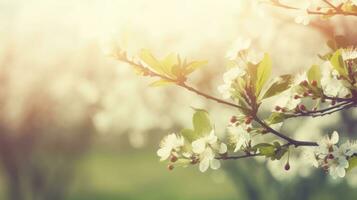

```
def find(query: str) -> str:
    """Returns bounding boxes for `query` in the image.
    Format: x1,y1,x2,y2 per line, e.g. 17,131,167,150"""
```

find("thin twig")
269,0,357,17
216,153,261,160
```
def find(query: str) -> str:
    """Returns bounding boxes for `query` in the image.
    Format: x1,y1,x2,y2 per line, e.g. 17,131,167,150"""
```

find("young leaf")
139,49,166,75
267,112,289,124
149,79,174,87
262,74,293,99
162,53,177,77
184,60,208,75
180,128,197,142
256,53,272,96
192,109,212,136
330,50,347,77
307,65,321,86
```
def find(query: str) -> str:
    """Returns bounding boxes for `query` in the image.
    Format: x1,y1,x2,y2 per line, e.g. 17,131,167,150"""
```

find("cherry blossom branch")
268,0,357,17
117,56,355,149
216,153,262,160
292,101,354,117
253,116,318,147
119,56,246,110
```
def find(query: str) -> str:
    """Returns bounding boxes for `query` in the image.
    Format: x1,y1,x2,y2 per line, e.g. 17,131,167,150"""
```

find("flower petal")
210,159,221,170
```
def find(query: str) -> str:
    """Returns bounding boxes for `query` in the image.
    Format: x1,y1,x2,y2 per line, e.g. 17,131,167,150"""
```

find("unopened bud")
170,155,178,162
167,164,174,171
300,80,309,87
245,116,253,124
331,100,336,106
328,154,334,159
311,80,318,87
299,104,306,111
275,106,281,111
230,116,237,123
284,162,290,171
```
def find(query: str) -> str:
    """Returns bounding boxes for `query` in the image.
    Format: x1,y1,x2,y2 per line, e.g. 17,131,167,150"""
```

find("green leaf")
192,109,212,136
267,112,289,124
184,60,208,75
149,79,174,87
180,128,197,142
347,156,357,172
260,146,275,157
262,74,293,99
253,143,275,157
256,53,272,96
330,50,347,77
307,64,321,86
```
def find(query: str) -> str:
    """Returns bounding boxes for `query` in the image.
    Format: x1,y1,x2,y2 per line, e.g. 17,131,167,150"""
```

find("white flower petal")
199,158,210,172
331,131,339,144
192,139,206,154
157,148,171,161
219,143,228,154
210,159,221,170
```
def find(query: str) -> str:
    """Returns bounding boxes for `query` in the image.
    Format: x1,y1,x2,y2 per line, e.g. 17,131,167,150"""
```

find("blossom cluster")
306,131,357,178
153,38,357,178
157,130,228,172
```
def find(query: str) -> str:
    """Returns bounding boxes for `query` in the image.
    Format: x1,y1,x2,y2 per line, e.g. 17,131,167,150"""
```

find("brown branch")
216,153,261,160
268,0,357,17
253,116,318,147
323,0,339,10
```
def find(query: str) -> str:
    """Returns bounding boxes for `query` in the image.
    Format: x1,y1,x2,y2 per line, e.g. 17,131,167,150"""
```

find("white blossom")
157,133,184,161
335,140,357,157
274,89,301,111
316,131,339,155
327,156,349,178
218,67,246,99
192,130,227,172
321,62,351,98
227,124,251,152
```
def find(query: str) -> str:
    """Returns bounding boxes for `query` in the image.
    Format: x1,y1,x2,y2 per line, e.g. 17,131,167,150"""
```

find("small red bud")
303,92,309,97
275,106,281,111
284,162,290,171
230,116,237,123
331,100,336,106
299,104,306,111
191,157,198,164
167,164,174,171
294,95,300,99
245,116,253,124
246,127,252,132
170,155,178,162
300,80,309,87
311,80,318,87
328,154,334,159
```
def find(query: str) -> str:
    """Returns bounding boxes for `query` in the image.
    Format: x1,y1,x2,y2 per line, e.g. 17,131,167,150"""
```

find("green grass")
67,148,238,200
